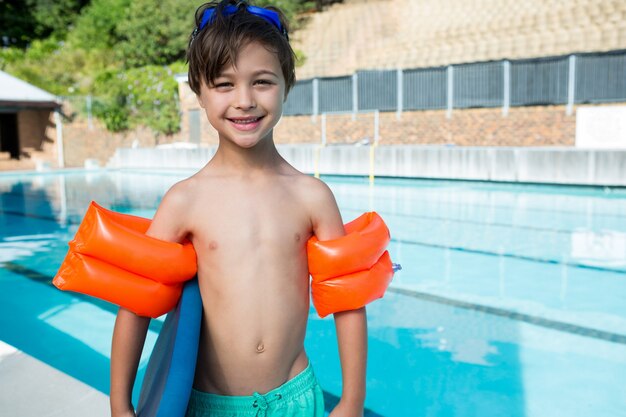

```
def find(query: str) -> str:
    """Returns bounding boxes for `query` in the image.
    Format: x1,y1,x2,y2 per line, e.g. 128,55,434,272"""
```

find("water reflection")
570,229,626,267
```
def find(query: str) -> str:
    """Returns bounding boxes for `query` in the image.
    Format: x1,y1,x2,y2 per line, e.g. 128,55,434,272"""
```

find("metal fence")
283,49,626,117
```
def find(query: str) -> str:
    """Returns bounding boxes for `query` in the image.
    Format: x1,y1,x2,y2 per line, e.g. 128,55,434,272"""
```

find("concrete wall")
110,146,217,170
109,145,626,187
61,119,184,168
17,110,56,154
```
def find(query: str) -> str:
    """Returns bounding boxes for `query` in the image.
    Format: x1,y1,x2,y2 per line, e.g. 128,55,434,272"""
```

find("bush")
92,64,182,135
0,38,84,95
92,97,130,132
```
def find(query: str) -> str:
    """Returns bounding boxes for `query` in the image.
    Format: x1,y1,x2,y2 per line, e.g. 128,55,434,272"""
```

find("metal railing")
284,49,626,117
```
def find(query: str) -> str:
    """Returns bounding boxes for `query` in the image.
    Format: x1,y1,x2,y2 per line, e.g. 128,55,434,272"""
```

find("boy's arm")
332,308,367,414
110,309,150,417
110,183,191,417
309,180,366,416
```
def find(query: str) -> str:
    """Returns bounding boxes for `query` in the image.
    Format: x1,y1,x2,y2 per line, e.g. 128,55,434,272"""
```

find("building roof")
0,70,59,109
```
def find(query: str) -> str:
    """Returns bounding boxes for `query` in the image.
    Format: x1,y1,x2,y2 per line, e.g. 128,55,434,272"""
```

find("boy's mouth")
227,116,264,131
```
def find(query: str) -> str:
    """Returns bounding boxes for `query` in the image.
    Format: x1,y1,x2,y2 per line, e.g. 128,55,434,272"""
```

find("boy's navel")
256,342,265,353
209,240,218,250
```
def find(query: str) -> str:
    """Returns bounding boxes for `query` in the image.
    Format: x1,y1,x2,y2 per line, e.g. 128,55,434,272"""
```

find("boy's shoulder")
164,175,198,201
291,173,332,193
287,173,342,233
159,173,212,212
286,173,337,207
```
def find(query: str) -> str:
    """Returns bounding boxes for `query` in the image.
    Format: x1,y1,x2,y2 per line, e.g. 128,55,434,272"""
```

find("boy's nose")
234,87,256,110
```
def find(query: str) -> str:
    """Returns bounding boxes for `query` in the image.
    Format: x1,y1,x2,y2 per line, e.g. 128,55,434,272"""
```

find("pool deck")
0,340,109,417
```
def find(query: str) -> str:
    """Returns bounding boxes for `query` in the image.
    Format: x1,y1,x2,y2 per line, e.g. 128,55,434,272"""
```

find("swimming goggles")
195,4,288,40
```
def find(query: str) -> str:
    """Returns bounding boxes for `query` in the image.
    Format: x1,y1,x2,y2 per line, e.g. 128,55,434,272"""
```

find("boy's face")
197,41,286,149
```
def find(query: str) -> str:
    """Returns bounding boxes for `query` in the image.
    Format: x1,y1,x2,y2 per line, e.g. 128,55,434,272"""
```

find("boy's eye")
214,82,233,89
254,79,274,86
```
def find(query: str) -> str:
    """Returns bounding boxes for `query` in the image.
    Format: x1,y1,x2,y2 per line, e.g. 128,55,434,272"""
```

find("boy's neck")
210,134,283,176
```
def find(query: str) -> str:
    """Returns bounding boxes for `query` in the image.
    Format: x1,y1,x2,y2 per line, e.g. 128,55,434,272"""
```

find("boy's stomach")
192,267,312,396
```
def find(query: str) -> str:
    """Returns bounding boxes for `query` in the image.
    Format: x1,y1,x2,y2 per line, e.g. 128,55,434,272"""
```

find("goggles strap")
193,4,288,41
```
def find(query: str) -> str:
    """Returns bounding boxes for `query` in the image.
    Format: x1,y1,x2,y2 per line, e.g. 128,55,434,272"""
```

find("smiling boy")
109,1,367,417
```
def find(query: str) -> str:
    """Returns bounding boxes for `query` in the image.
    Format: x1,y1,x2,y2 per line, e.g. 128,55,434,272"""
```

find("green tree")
0,1,35,47
115,0,197,68
69,0,131,50
1,0,90,47
26,0,90,38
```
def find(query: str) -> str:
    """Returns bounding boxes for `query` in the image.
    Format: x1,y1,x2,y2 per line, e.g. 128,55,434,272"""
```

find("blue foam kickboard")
137,279,202,417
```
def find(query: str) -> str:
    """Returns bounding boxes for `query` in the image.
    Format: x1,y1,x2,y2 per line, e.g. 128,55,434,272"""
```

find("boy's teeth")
232,117,259,124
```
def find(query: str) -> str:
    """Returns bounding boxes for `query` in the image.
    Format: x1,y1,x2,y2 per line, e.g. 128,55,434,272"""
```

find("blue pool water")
1,169,625,417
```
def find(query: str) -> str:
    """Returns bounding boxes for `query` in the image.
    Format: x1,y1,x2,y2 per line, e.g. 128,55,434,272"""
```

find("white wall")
109,145,626,187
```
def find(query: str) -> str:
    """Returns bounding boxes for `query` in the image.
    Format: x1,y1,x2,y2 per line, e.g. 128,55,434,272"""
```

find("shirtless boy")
110,1,367,416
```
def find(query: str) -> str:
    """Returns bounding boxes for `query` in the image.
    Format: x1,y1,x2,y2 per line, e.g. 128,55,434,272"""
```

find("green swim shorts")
185,361,325,417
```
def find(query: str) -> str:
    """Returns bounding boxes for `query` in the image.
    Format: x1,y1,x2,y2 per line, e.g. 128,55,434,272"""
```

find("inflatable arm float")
53,202,197,318
307,212,399,318
54,203,398,319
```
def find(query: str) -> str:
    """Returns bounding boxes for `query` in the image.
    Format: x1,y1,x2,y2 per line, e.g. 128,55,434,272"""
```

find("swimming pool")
1,169,625,416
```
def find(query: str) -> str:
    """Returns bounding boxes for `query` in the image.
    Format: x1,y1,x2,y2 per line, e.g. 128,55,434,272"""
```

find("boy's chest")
190,188,312,252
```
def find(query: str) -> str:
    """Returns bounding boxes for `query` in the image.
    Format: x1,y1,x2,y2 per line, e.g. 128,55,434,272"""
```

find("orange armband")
307,212,396,318
53,202,197,318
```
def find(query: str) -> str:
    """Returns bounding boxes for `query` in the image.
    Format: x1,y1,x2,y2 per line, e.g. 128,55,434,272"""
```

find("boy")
109,1,367,416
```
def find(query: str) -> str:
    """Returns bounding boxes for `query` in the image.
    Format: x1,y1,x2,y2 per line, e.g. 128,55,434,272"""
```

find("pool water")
1,170,625,417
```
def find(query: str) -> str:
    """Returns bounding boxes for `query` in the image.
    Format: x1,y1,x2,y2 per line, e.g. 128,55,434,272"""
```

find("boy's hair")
187,0,296,96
